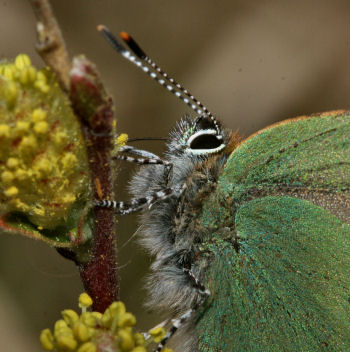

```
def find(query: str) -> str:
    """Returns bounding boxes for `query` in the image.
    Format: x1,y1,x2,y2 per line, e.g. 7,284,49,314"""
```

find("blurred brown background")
1,0,350,350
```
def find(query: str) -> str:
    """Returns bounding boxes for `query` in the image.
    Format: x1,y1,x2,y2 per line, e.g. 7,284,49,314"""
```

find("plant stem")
28,0,70,91
29,0,119,311
79,125,119,312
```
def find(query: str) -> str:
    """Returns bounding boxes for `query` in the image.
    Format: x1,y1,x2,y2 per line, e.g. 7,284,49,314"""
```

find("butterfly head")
167,114,229,160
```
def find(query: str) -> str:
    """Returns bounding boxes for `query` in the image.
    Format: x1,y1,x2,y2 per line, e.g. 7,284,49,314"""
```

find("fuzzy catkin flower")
0,54,92,245
40,293,173,352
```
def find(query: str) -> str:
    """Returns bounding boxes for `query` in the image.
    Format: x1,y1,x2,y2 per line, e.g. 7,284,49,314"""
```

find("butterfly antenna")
97,25,221,135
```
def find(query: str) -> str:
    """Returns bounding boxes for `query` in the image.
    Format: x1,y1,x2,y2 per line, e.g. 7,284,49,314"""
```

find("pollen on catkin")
39,293,173,352
0,54,90,230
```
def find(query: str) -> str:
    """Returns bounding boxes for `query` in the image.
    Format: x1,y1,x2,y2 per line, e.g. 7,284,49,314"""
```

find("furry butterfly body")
97,27,350,351
131,110,350,351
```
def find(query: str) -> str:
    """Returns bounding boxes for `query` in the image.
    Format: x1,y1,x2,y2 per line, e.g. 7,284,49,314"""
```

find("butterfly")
97,26,350,352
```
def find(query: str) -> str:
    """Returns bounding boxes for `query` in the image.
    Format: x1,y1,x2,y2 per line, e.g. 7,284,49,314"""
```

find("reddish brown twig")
29,0,119,311
70,56,119,311
29,0,70,91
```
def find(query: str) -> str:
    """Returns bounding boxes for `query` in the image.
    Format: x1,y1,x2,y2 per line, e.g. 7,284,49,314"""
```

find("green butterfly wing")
198,111,350,351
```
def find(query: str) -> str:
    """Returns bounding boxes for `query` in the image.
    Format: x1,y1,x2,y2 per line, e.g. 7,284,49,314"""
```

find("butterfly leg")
154,267,210,352
96,184,186,215
116,145,173,183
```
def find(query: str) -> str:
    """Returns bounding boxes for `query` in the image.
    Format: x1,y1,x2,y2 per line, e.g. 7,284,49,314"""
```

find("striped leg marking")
96,184,186,215
154,268,210,352
116,145,171,167
116,145,173,183
115,154,171,167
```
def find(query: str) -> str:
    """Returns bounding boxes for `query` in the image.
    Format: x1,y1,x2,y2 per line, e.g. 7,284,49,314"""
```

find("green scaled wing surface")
198,111,350,351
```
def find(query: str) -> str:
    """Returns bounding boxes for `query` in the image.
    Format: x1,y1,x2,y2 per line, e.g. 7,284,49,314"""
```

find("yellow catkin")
39,293,158,352
0,54,90,233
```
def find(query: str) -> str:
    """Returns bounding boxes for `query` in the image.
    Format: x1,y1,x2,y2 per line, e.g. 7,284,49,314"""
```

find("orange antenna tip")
120,31,131,41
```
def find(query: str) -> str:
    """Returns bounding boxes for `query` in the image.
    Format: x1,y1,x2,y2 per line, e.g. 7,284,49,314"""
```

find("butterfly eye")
186,129,225,155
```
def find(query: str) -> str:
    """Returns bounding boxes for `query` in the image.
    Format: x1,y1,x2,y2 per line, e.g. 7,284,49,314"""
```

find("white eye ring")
185,129,226,155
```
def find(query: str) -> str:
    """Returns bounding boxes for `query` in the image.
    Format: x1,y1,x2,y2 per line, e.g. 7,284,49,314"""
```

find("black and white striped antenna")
97,25,221,135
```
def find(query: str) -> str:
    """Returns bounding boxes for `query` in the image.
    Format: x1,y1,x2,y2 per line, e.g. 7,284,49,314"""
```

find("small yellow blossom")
19,65,37,84
80,312,97,328
77,342,97,352
4,186,19,197
40,293,174,352
61,152,77,170
34,80,50,93
73,321,91,342
62,309,79,326
117,312,137,328
5,81,18,107
36,70,47,83
61,193,76,204
34,158,52,176
1,171,14,183
14,168,28,181
19,135,37,150
116,133,128,147
0,124,10,138
55,334,78,351
32,108,47,122
40,329,54,351
118,329,135,351
7,157,19,169
133,333,145,346
14,54,31,69
2,64,16,80
79,293,93,310
53,130,68,146
34,121,49,134
15,121,30,134
149,326,167,343
131,347,147,352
